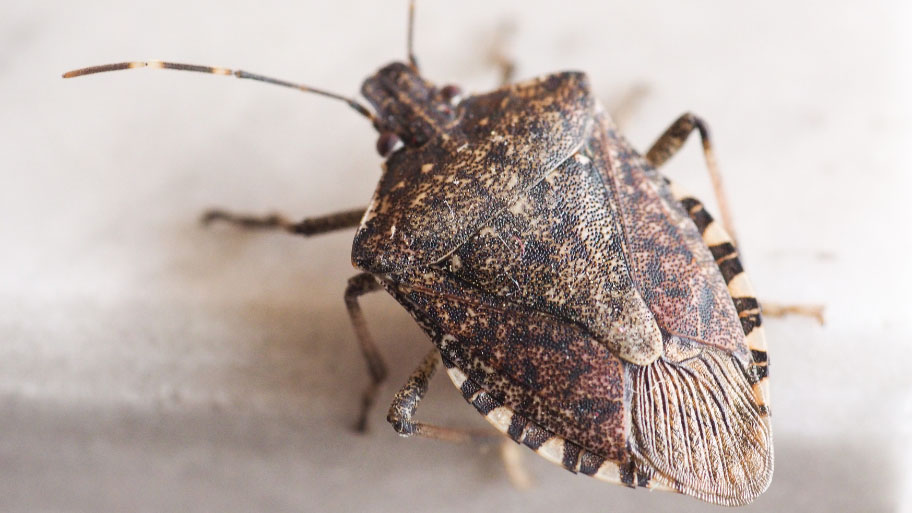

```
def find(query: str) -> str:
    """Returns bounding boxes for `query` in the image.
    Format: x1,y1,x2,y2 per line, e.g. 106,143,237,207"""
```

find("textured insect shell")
352,67,593,275
353,70,772,505
354,68,669,366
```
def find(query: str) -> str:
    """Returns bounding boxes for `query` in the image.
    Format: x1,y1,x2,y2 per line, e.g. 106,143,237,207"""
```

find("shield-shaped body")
353,65,772,506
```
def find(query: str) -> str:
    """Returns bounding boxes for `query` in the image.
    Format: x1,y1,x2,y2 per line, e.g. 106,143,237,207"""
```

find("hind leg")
388,349,533,487
388,349,499,443
758,302,825,325
650,115,824,326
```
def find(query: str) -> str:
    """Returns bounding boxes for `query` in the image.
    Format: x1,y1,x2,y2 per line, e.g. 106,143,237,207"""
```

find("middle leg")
645,113,737,243
344,272,389,432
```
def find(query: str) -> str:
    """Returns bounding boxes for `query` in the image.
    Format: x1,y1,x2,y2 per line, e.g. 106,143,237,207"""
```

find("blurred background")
2,1,910,511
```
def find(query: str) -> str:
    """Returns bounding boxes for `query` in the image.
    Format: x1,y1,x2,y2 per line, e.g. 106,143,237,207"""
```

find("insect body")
65,3,771,506
357,64,772,505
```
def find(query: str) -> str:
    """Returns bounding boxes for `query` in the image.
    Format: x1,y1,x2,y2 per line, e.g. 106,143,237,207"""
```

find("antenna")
407,0,419,71
62,60,376,122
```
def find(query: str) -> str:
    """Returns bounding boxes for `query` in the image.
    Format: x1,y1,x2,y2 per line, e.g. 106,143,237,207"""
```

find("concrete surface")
2,1,910,511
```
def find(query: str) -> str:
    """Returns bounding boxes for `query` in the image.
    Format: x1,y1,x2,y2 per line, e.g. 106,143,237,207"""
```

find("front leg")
487,20,517,86
202,207,365,237
608,83,650,132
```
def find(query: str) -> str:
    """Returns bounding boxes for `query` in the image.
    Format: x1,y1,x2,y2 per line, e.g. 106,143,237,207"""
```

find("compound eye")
376,131,403,157
440,84,463,105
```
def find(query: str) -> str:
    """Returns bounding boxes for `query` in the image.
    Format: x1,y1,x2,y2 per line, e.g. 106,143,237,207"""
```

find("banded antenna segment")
62,60,376,122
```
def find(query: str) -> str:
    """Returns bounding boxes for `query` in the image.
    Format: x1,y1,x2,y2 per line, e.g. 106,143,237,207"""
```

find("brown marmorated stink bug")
64,1,782,506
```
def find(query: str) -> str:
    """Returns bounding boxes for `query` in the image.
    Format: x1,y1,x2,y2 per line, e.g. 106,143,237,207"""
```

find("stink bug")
64,1,773,506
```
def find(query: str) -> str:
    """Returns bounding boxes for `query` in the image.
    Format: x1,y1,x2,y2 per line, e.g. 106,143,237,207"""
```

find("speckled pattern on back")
354,65,593,274
355,66,772,505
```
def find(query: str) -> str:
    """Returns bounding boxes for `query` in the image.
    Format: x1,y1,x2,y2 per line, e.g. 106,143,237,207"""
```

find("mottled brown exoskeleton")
64,1,774,506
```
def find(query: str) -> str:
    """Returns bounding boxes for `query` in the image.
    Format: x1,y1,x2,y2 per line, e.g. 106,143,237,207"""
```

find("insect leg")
674,192,826,327
645,113,737,243
492,50,516,87
388,349,498,443
488,21,517,86
345,272,389,432
607,84,650,132
499,439,534,489
202,207,365,237
758,302,825,325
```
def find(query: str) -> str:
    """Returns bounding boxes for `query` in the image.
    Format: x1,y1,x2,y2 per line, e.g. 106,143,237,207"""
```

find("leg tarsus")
344,273,389,432
388,349,499,443
494,55,516,87
202,207,365,237
201,209,295,230
645,113,737,244
761,302,825,325
499,439,534,489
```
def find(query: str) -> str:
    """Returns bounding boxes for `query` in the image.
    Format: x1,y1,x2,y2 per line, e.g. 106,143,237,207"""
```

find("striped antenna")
62,60,376,122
